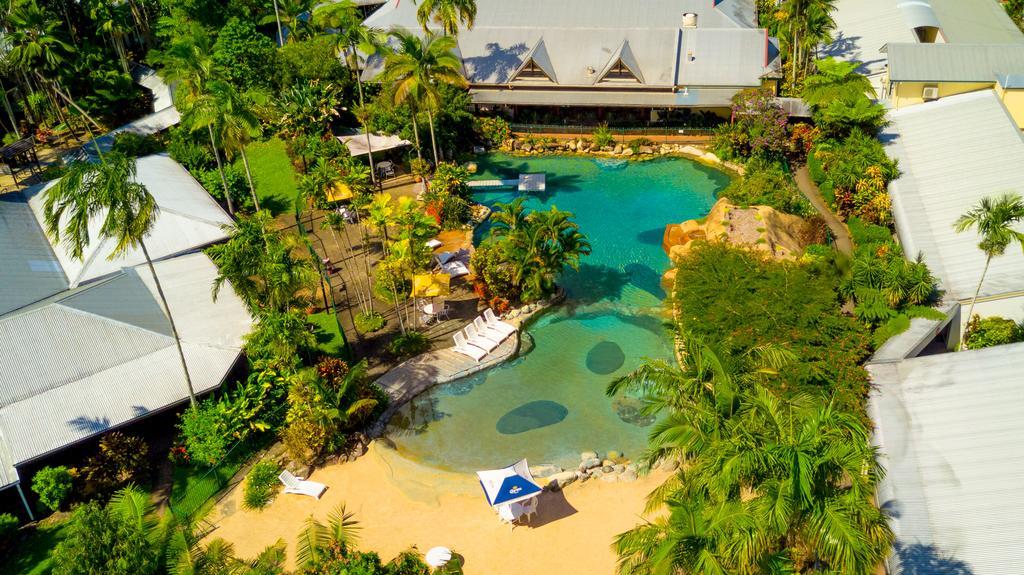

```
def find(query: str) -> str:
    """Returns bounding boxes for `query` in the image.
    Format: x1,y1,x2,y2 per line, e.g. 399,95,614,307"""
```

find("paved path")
794,165,854,256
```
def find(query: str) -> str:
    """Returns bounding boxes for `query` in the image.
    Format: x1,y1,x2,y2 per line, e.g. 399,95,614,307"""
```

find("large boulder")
621,148,635,156
613,144,623,154
529,464,562,478
579,458,602,472
639,145,655,155
581,451,599,461
548,470,580,490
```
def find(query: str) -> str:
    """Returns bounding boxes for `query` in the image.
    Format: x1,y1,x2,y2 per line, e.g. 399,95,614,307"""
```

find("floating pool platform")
468,173,546,192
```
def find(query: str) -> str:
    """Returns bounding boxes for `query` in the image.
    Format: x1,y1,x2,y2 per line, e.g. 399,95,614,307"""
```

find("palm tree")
89,0,132,74
260,0,313,43
415,0,477,35
296,503,362,569
156,31,237,214
167,523,287,575
953,193,1024,348
313,0,383,108
801,57,873,105
43,153,198,405
381,30,467,165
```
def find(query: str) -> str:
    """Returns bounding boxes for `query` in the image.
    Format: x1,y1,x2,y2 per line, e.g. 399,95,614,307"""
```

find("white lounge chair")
473,316,509,342
465,324,501,351
452,332,487,361
278,470,327,499
484,308,517,336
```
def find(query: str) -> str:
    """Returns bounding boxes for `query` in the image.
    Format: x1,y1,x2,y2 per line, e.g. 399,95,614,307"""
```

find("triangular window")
600,59,641,84
514,59,554,82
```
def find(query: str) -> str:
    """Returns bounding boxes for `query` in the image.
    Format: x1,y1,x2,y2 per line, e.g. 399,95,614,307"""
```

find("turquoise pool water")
385,154,729,472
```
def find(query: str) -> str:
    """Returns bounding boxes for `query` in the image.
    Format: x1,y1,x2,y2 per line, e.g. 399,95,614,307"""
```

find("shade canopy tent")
476,459,542,508
327,182,353,203
337,131,412,156
412,272,451,298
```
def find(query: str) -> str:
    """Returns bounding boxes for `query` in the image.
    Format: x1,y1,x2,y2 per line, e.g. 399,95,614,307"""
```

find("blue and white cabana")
476,459,542,510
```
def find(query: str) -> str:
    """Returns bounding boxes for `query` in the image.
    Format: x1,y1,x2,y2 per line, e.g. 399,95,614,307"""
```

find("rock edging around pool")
367,290,567,439
494,141,745,176
532,451,682,491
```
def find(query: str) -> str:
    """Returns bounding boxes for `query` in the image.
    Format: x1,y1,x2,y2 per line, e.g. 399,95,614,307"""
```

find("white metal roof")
364,0,776,92
0,252,251,488
883,90,1024,301
886,43,1024,83
868,342,1024,574
22,154,231,288
0,193,68,316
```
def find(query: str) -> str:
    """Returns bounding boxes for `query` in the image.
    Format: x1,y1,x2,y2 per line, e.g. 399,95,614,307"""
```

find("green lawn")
168,438,265,521
8,517,71,575
237,138,300,216
307,311,348,358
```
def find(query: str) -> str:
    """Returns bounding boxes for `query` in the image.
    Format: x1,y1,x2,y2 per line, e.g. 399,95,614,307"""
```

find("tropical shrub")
475,116,511,147
276,80,343,139
712,87,790,161
720,158,811,215
672,242,872,410
212,17,278,91
812,130,899,225
0,512,19,545
814,94,887,139
627,137,655,151
388,331,430,358
592,123,615,148
277,35,351,88
243,460,281,510
410,157,431,179
474,198,592,303
50,487,159,575
470,241,518,309
354,311,386,333
841,243,939,327
198,164,254,213
111,133,164,157
32,466,74,512
166,128,215,172
964,315,1024,350
80,433,150,498
423,162,471,228
178,402,231,465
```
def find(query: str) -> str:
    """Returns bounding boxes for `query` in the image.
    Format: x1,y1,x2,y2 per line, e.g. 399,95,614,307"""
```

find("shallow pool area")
385,154,729,472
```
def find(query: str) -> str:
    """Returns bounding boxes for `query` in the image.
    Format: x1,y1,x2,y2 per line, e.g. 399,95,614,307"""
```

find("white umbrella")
425,547,452,568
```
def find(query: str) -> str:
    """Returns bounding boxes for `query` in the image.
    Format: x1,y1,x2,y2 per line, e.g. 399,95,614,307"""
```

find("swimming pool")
385,153,729,472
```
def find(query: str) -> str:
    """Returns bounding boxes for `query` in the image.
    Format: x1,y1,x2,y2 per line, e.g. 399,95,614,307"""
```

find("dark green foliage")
422,162,471,228
964,315,1024,350
848,216,893,246
812,130,899,225
299,548,431,575
0,512,18,545
354,311,386,333
388,330,431,358
111,133,164,157
32,466,74,512
49,489,158,575
212,18,278,91
80,433,150,499
198,164,255,212
841,237,938,328
673,243,873,410
167,127,215,172
276,79,343,139
627,137,655,150
432,85,477,156
245,311,319,364
813,94,888,139
243,460,281,510
277,36,350,88
721,159,811,215
178,402,231,466
712,88,790,162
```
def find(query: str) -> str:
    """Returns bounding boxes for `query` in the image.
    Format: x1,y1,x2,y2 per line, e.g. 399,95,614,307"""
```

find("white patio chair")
473,316,509,342
452,332,487,361
465,324,501,351
483,308,517,336
278,470,327,499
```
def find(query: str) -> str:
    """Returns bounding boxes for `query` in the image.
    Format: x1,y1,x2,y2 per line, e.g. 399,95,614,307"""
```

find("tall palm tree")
155,30,238,214
381,30,467,165
167,523,287,575
415,0,477,35
953,193,1024,348
260,0,312,43
296,503,362,569
43,152,198,405
89,0,132,74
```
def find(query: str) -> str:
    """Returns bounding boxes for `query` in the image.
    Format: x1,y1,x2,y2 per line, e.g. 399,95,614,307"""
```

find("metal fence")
168,436,263,523
509,124,717,138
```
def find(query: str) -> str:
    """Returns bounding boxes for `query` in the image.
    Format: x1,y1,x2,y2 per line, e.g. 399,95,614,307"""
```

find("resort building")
868,341,1024,574
882,89,1024,334
363,0,782,123
0,154,251,518
824,0,1024,96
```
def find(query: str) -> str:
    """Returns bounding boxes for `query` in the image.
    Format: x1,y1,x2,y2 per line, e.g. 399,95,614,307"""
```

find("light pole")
272,0,284,46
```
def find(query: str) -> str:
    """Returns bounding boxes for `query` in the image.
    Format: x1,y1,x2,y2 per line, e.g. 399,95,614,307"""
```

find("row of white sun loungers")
452,309,518,361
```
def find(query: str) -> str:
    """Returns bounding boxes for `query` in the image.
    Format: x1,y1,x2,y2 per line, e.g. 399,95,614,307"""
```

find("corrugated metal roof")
0,193,68,316
883,89,1024,301
823,0,924,80
21,154,231,287
0,253,250,487
868,342,1024,574
997,73,1024,89
886,43,1024,82
929,0,1024,44
364,0,774,90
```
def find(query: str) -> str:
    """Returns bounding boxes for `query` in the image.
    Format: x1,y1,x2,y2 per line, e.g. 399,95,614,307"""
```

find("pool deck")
369,334,520,436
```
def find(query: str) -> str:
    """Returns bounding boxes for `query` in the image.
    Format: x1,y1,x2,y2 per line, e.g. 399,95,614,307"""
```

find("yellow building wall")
995,83,1024,130
892,82,993,109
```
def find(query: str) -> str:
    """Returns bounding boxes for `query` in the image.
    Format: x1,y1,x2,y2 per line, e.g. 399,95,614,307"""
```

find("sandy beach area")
206,442,668,574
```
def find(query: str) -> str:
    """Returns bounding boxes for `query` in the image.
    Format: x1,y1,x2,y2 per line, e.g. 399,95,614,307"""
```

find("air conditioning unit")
922,85,940,101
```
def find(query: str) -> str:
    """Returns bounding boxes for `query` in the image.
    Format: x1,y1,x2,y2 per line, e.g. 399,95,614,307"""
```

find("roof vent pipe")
682,13,698,28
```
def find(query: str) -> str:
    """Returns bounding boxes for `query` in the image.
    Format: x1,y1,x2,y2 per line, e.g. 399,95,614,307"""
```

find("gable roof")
21,154,232,288
883,90,1024,301
869,342,1024,574
510,39,557,83
0,253,251,488
0,193,68,316
885,43,1024,83
596,40,646,84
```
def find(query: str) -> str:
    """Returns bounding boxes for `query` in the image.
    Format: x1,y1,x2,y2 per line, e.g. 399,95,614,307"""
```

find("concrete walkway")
794,165,854,256
370,333,519,435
